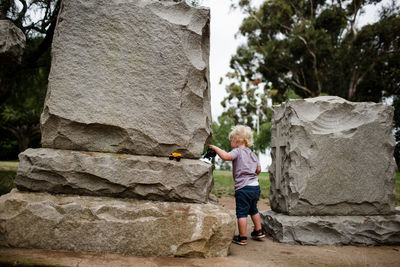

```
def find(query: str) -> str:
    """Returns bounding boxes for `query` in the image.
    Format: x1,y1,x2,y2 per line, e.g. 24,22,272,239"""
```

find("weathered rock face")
15,148,213,203
270,96,396,216
261,209,400,246
0,20,26,64
40,0,211,158
0,190,235,257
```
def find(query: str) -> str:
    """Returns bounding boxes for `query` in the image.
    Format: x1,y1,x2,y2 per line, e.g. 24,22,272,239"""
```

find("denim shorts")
235,185,261,218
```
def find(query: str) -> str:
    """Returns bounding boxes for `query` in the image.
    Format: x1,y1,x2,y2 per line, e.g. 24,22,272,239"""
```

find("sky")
202,0,257,120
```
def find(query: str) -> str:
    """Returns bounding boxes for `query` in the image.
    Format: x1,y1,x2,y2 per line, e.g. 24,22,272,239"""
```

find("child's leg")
238,217,247,237
235,187,250,239
250,213,262,231
249,186,262,231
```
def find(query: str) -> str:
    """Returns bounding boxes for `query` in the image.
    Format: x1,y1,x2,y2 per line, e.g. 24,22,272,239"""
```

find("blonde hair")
229,125,254,147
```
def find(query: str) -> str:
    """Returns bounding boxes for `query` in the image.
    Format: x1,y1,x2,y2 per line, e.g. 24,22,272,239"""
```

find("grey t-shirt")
229,147,260,191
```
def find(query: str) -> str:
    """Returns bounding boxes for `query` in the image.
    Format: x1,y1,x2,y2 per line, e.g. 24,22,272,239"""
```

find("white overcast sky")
200,0,396,120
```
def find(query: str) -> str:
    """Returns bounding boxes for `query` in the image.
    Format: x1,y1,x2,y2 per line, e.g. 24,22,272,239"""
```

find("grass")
0,161,18,171
212,170,270,199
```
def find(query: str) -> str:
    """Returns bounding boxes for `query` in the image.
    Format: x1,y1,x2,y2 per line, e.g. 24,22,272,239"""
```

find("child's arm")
209,145,232,161
256,165,261,175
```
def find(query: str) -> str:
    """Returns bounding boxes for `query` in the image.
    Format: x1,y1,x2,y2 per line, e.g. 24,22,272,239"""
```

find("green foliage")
0,1,60,157
229,0,399,103
1,36,50,153
0,162,17,196
254,121,271,152
209,116,234,169
210,116,234,152
0,170,15,196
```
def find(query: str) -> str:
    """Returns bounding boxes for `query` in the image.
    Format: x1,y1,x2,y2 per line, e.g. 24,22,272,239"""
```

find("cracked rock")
15,148,214,203
261,209,400,246
41,0,211,158
269,96,396,216
0,190,235,257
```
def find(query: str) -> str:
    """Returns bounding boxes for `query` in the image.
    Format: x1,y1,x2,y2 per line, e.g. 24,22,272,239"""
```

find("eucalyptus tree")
0,0,60,157
219,0,399,153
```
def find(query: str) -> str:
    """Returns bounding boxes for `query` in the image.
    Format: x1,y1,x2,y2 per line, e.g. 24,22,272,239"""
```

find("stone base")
15,148,213,203
0,190,235,258
260,209,400,246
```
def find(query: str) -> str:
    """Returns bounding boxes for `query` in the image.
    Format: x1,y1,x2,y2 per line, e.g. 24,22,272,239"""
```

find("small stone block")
270,96,396,215
260,208,400,246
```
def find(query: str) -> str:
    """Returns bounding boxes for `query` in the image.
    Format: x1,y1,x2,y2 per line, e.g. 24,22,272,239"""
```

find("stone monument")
262,96,400,245
0,0,235,257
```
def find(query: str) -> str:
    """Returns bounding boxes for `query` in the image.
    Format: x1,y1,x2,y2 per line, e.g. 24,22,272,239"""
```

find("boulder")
261,209,400,246
0,20,26,64
270,96,396,216
41,0,211,158
15,148,213,203
0,190,236,257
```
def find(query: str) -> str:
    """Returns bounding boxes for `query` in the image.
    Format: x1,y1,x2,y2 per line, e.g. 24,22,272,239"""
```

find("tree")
0,0,60,157
219,0,399,152
1,36,50,153
209,116,234,169
227,0,399,103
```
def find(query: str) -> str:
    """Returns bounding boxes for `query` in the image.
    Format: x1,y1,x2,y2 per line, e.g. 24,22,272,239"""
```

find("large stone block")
0,190,235,257
41,0,211,158
261,209,400,246
270,96,396,216
15,148,213,203
0,20,26,64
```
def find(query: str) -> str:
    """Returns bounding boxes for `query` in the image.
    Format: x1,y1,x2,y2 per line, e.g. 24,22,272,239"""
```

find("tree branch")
15,0,28,27
286,78,313,96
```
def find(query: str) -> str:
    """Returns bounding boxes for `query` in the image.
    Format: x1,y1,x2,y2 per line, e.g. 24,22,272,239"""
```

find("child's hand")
208,145,232,161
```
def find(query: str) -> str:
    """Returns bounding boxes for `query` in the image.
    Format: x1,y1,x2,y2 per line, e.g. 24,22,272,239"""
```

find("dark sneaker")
251,229,265,240
232,235,247,245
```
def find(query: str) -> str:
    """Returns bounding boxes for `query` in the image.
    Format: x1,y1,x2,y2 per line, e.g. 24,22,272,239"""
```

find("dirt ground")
1,196,399,267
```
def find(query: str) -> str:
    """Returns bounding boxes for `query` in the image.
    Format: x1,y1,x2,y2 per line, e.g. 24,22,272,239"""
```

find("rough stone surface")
260,209,400,246
41,0,211,158
0,190,235,257
270,96,396,216
0,20,26,64
15,148,213,203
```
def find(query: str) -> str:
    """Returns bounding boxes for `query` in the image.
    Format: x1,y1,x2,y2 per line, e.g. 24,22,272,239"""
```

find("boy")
209,125,265,245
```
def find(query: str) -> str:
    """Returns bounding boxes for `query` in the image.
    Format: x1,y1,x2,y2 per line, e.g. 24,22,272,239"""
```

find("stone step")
15,148,213,203
261,209,400,246
0,190,235,257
